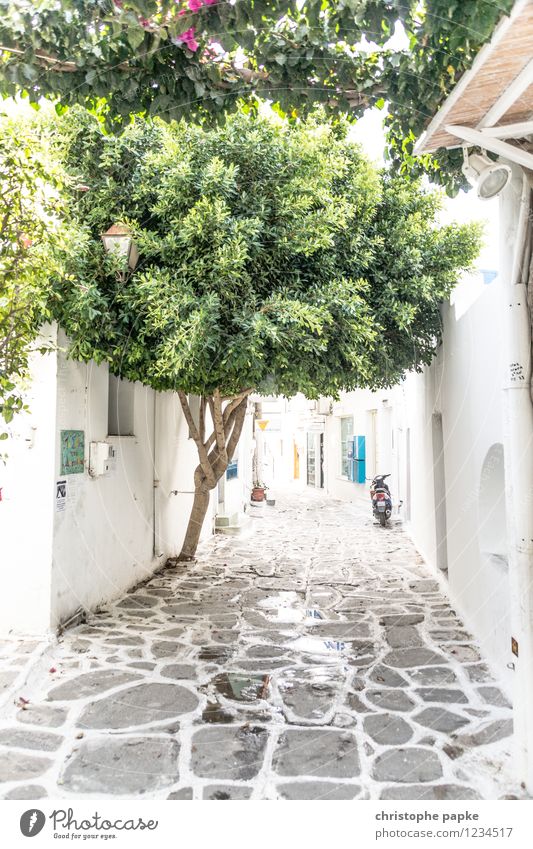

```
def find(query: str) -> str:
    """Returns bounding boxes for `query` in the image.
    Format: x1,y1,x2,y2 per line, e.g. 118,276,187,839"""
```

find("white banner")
2,800,532,848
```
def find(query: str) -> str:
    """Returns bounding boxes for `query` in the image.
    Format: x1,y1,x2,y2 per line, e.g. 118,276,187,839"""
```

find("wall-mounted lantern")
461,147,511,200
101,223,139,280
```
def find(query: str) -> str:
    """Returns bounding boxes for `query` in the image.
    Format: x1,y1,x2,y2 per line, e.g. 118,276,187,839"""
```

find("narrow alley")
0,490,523,801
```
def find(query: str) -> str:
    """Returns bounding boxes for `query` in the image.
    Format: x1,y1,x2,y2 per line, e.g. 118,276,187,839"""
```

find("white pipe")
500,167,533,790
152,389,157,558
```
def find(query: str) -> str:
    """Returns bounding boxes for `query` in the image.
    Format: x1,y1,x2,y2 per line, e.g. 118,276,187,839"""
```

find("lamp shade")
101,224,139,273
462,152,511,200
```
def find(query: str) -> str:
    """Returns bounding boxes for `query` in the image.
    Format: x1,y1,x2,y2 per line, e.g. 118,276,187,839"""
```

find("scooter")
370,473,393,526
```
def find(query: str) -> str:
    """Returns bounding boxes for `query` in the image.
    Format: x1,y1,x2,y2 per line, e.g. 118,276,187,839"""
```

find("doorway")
306,432,324,488
306,432,316,486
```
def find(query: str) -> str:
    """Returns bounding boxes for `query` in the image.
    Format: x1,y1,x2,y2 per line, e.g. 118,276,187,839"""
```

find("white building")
0,324,253,636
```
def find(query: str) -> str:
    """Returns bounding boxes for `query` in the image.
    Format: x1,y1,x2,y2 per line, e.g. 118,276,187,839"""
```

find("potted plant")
251,481,268,502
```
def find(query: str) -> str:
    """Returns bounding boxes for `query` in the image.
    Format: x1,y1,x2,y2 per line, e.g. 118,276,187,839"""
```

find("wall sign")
226,461,238,481
55,479,67,512
60,430,85,475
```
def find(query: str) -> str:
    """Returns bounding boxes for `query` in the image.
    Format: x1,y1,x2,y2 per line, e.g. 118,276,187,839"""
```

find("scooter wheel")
378,513,387,527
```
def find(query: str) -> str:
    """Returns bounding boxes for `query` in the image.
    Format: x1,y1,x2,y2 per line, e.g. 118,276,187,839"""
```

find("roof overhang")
415,0,533,167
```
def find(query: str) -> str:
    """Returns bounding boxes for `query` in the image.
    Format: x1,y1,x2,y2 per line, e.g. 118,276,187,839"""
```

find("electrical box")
317,397,331,415
89,441,112,477
348,435,366,484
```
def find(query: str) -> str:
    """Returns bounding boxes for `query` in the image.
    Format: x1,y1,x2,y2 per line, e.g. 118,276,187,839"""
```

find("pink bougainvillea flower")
188,0,203,10
174,26,199,51
178,8,187,15
204,0,218,5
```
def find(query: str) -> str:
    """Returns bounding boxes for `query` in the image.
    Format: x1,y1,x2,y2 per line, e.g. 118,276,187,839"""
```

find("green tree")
0,110,69,449
51,109,480,558
0,1,513,193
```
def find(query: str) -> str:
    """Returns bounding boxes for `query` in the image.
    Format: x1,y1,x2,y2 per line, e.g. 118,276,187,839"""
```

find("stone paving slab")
60,737,180,794
0,489,524,799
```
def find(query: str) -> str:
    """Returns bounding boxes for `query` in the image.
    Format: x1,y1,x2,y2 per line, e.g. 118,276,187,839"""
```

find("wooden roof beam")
413,0,532,155
446,124,533,170
481,120,533,139
478,58,533,129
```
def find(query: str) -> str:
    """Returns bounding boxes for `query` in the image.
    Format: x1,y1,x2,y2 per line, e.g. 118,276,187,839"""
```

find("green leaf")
127,27,146,51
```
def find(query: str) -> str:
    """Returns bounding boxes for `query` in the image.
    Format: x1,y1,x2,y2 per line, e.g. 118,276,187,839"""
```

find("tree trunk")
177,389,251,561
179,483,210,561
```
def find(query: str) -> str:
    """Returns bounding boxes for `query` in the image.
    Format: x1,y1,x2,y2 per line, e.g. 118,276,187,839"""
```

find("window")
340,416,354,477
108,374,135,436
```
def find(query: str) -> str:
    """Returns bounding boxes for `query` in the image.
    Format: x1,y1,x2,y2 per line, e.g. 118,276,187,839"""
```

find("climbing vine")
0,110,70,446
0,1,514,193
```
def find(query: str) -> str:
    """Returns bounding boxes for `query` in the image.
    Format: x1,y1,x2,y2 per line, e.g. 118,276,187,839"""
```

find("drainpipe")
253,401,263,486
152,390,159,560
500,167,533,790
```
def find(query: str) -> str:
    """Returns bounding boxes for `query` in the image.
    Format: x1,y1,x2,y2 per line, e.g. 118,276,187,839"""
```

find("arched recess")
478,443,508,563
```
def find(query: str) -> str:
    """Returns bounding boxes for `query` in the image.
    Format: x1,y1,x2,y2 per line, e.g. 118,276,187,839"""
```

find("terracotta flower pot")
251,486,266,502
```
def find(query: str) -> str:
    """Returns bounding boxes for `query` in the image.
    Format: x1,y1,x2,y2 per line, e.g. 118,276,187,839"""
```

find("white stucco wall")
51,331,160,627
321,388,403,510
435,283,510,689
2,327,231,635
304,279,511,689
0,326,58,635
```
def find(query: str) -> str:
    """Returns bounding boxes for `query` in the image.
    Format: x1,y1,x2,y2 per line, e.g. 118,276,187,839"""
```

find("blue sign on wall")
226,462,238,481
348,435,366,484
60,430,85,475
355,435,366,483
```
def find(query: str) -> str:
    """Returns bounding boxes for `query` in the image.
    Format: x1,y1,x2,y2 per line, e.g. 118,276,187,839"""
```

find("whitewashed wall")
1,325,241,635
434,284,510,690
311,280,511,689
0,326,58,635
51,329,159,627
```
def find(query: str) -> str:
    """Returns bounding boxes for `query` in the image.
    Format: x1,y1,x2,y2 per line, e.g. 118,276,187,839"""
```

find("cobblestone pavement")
0,489,523,800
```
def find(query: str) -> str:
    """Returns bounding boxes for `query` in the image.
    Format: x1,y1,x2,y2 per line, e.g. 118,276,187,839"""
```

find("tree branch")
178,390,216,487
212,388,228,466
0,43,129,72
204,394,249,481
223,389,252,423
199,395,206,444
226,396,248,461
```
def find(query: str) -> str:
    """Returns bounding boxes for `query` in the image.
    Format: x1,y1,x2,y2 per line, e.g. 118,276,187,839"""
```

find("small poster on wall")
60,430,85,475
108,444,117,473
55,479,67,512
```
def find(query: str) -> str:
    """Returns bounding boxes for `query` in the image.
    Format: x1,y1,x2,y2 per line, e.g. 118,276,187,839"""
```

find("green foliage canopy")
52,109,481,401
0,1,514,193
0,111,69,443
